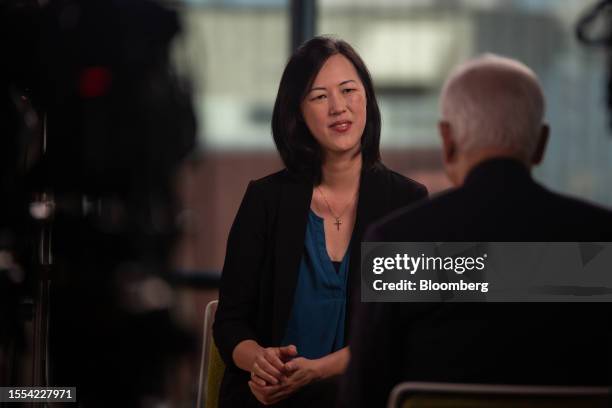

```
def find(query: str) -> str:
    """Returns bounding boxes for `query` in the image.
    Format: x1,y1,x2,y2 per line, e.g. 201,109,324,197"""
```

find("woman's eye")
342,88,356,94
311,94,326,101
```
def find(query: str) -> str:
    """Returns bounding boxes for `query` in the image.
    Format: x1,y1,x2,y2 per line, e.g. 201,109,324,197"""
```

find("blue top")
281,210,349,359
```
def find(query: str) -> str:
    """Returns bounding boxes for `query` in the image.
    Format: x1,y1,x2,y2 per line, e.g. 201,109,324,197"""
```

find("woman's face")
301,54,367,158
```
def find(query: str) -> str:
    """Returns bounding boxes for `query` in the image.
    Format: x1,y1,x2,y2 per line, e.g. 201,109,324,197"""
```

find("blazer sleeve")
213,180,267,367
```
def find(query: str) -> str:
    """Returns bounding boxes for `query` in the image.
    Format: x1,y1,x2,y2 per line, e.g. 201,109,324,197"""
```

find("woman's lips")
329,121,352,133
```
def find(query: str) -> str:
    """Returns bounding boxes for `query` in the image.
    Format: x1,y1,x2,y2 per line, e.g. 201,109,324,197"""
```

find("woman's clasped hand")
248,345,323,405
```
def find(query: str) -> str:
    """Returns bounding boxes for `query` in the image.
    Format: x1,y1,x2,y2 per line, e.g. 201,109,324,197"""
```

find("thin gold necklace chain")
316,186,358,222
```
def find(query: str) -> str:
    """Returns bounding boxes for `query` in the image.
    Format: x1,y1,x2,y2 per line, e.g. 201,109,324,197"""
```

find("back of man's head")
439,54,548,184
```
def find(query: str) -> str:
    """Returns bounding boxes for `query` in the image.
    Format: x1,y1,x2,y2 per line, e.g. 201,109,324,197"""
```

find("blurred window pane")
318,0,612,206
173,1,289,150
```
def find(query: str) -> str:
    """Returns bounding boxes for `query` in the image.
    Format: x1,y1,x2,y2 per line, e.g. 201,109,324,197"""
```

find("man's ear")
439,121,457,165
531,123,549,165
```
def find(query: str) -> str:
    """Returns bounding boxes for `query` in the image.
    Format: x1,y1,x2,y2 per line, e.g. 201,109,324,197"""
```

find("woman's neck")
320,153,362,193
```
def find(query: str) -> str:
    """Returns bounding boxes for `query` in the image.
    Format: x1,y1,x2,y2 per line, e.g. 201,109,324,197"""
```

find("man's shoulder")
365,187,459,241
366,180,612,241
542,186,612,222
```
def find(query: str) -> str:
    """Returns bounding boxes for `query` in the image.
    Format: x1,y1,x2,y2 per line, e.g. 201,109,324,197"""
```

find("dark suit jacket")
213,163,427,408
341,158,612,408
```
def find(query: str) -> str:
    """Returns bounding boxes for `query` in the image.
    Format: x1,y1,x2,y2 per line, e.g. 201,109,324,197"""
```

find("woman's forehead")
311,54,362,88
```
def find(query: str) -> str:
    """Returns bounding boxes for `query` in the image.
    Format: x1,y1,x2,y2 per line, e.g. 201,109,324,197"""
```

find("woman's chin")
324,145,362,158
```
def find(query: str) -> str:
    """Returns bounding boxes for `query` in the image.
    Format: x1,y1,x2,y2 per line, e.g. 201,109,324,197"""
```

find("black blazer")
213,163,426,408
341,159,612,408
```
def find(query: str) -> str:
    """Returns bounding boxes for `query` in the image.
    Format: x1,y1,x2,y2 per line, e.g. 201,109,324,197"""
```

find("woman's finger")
253,361,280,385
249,381,286,399
250,371,267,387
264,348,288,373
284,357,304,373
256,356,284,381
268,385,295,403
278,345,298,361
248,381,269,405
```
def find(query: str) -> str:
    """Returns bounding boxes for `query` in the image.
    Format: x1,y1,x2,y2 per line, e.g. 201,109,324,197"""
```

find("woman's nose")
328,92,347,115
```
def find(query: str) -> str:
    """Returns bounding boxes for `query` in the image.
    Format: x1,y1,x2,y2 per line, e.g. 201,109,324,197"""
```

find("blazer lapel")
347,166,387,331
272,174,312,344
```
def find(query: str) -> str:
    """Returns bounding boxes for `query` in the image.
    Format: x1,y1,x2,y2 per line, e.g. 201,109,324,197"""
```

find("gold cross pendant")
334,217,342,231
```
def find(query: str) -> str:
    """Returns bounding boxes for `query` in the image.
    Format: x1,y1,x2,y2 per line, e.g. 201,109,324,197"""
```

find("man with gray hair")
439,54,547,185
338,55,612,408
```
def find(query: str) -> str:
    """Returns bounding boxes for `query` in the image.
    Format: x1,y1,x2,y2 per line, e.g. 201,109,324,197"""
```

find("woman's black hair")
271,36,382,184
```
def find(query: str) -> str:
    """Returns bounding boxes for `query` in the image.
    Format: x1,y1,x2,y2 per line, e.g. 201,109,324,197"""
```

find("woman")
213,36,427,407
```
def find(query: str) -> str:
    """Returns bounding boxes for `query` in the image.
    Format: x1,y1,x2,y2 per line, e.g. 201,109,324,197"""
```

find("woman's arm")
313,346,350,378
213,180,300,386
213,181,267,367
